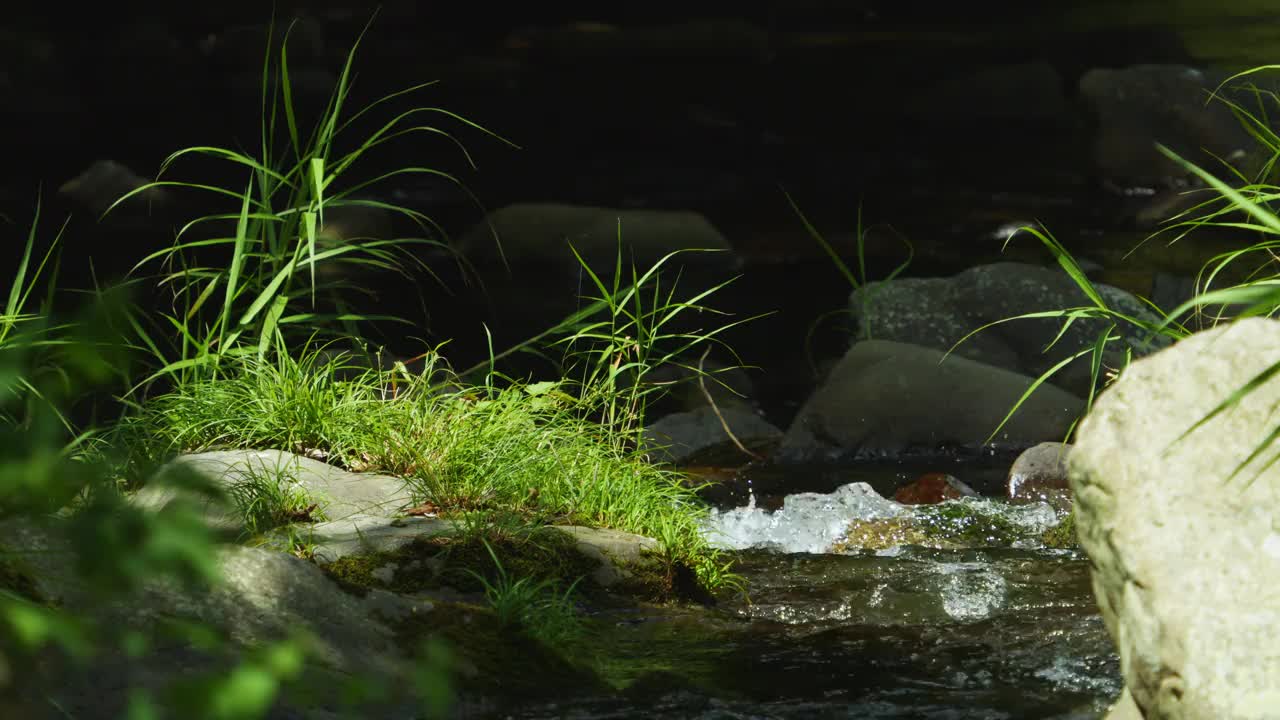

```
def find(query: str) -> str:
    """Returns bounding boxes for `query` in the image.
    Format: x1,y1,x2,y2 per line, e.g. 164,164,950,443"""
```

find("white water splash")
701,482,905,554
701,482,1062,555
937,562,1008,621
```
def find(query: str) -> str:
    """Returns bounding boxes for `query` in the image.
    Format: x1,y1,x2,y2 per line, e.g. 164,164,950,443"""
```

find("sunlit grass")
130,338,737,591
224,454,327,538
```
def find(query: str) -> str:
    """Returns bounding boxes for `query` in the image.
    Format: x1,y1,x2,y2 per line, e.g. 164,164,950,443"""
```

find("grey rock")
552,526,661,586
644,405,782,464
0,517,427,719
1079,64,1277,226
291,513,453,565
782,340,1083,459
276,513,657,590
1080,65,1262,187
141,450,660,589
456,202,739,275
1071,317,1280,718
852,262,1171,398
59,159,171,219
1007,441,1073,511
138,450,416,537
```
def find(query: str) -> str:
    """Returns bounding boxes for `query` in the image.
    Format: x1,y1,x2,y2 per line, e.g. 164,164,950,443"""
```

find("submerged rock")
455,202,739,276
835,499,1055,553
1071,317,1280,719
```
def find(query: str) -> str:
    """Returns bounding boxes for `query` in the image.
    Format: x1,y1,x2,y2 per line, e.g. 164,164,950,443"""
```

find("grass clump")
466,539,583,648
134,334,737,594
224,455,326,538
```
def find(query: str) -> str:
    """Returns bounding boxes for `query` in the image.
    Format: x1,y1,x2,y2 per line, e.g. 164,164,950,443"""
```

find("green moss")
321,552,390,598
833,517,939,552
319,525,695,605
835,501,1029,552
1040,510,1078,549
915,501,1025,545
319,531,592,595
440,528,596,594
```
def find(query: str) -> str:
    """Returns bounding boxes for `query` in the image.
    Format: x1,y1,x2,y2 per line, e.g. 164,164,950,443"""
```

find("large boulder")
780,340,1084,460
1070,318,1280,719
850,262,1170,398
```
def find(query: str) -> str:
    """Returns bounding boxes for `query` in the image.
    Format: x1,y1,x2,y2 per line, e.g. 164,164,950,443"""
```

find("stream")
515,462,1121,719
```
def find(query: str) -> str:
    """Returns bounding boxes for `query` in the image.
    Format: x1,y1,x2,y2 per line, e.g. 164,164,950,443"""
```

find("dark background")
4,1,1275,417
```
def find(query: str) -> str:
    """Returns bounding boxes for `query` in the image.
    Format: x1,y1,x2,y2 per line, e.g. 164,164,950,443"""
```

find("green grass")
466,539,583,647
129,341,736,591
224,454,327,538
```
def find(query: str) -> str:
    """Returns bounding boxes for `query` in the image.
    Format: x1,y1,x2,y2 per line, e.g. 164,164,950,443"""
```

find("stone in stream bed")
847,262,1170,399
0,447,685,715
1007,441,1073,512
893,472,978,505
136,449,662,589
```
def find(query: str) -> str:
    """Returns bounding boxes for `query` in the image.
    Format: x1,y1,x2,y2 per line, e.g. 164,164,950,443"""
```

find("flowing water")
514,466,1122,719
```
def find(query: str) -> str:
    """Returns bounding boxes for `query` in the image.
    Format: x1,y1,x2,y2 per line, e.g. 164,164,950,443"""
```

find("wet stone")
893,472,978,505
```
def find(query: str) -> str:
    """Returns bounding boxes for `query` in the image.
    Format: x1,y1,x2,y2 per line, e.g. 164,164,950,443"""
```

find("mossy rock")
319,523,700,604
834,501,1030,552
1040,510,1078,549
322,529,596,597
833,517,940,552
914,502,1026,545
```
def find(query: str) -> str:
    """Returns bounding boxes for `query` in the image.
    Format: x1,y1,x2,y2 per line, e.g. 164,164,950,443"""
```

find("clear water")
513,479,1121,719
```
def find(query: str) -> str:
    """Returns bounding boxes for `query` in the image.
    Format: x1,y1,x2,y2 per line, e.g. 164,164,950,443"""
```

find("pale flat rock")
137,449,416,536
295,514,453,565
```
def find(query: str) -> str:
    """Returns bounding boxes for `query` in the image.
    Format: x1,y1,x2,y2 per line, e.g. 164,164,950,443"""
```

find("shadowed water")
512,479,1120,719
